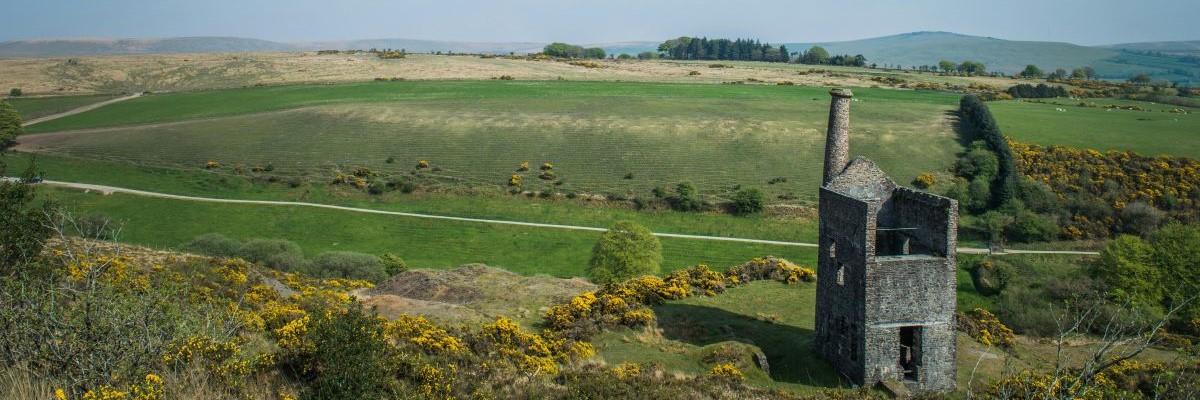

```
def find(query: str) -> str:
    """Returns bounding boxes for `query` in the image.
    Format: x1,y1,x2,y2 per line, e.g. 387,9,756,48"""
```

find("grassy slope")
7,94,119,120
44,188,818,277
21,80,962,204
989,98,1200,157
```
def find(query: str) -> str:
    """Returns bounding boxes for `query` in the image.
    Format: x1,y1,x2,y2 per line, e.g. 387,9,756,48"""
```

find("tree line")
543,42,606,59
657,37,790,62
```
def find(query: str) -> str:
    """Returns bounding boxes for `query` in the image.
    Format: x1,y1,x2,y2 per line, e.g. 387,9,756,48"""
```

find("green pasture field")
41,187,818,277
20,80,963,204
6,153,817,243
7,93,120,120
989,97,1200,157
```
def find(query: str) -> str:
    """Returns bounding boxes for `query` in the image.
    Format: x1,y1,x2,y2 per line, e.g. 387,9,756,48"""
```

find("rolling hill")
784,31,1198,83
0,36,295,56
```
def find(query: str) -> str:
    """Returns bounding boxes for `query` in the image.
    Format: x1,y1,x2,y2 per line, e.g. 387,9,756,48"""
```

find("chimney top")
830,88,854,98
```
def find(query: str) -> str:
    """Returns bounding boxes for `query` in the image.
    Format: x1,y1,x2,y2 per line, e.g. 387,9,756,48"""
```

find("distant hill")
1098,40,1200,55
0,36,658,58
0,37,296,56
783,31,1199,84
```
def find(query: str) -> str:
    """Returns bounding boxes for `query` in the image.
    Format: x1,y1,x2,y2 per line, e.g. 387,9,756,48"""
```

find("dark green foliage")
968,258,1011,296
184,233,242,257
958,141,999,180
1005,208,1058,243
1006,83,1068,98
958,60,986,75
0,100,24,145
1019,64,1044,78
1094,223,1200,330
656,36,794,63
669,181,702,212
1119,202,1164,236
0,161,51,272
543,43,606,59
958,95,1017,208
379,253,408,276
302,301,400,399
266,251,309,273
730,187,765,216
8,88,21,97
587,221,662,284
308,251,387,282
1014,178,1062,215
237,238,303,264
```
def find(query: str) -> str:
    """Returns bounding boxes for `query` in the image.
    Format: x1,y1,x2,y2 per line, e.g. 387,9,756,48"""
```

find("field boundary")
7,178,1099,256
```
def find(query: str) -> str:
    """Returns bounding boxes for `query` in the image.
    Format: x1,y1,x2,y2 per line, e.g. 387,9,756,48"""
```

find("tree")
0,100,23,146
1020,64,1044,78
730,187,765,216
1053,68,1068,79
636,51,658,60
958,60,985,76
669,181,702,212
1082,66,1096,79
802,45,830,65
587,221,662,284
1071,67,1088,78
8,88,20,97
0,159,52,273
1094,235,1160,308
583,47,606,59
938,60,957,74
1128,73,1151,84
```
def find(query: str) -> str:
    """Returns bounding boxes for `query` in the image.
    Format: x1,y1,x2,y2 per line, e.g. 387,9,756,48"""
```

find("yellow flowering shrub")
612,362,641,379
708,363,744,381
387,315,466,354
956,308,1016,348
417,364,456,399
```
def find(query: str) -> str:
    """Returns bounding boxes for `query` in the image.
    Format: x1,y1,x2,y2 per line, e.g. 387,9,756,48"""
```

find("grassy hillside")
786,31,1197,84
20,81,962,203
786,31,1118,75
989,98,1200,157
6,93,119,120
1098,40,1200,55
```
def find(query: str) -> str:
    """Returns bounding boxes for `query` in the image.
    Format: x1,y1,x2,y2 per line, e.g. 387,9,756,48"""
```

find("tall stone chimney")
822,88,853,186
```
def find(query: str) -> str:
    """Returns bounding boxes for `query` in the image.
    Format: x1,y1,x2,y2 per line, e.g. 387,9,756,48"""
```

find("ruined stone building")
813,88,958,392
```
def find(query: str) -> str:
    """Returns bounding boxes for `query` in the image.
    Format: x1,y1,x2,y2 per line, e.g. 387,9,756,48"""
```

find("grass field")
989,97,1200,157
19,80,963,204
43,188,818,277
6,93,119,120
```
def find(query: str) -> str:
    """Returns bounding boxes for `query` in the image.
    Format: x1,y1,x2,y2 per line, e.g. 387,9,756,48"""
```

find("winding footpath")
9,178,1100,256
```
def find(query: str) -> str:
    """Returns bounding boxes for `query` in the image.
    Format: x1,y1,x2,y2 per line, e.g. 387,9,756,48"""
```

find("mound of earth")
360,264,595,326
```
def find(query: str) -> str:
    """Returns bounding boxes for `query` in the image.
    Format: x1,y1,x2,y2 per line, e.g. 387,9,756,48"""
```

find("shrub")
587,221,662,285
205,161,220,169
266,251,309,273
1119,202,1164,236
379,253,408,276
912,173,936,189
299,301,399,399
385,156,395,164
729,188,765,215
184,233,242,257
669,181,702,212
77,213,117,240
956,308,1015,348
9,88,21,97
688,70,701,76
539,170,557,180
517,161,530,172
308,252,387,282
416,160,429,169
237,238,303,264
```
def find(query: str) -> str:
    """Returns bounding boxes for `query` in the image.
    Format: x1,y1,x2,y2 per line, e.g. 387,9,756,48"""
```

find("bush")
237,238,303,264
77,213,117,240
1006,209,1059,242
8,88,21,97
912,173,936,189
0,100,25,145
1119,202,1164,236
729,188,765,216
184,233,242,257
300,301,400,399
587,221,662,285
266,251,309,273
669,181,702,212
379,253,408,276
308,251,387,282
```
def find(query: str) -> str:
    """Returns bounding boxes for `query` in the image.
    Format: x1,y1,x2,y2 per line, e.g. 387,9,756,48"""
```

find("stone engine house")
814,88,958,392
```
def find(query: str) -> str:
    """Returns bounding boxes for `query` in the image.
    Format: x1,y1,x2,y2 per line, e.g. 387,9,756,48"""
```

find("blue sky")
5,0,1197,45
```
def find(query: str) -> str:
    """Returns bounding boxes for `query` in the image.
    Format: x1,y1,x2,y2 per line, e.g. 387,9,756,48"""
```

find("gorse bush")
307,251,387,283
236,238,303,265
729,187,765,216
587,221,662,285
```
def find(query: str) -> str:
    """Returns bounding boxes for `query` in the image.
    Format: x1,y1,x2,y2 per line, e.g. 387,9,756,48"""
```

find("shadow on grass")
653,303,845,388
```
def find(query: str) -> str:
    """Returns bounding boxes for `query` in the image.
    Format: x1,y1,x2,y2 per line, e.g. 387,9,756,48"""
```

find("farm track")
22,93,143,126
11,178,1100,256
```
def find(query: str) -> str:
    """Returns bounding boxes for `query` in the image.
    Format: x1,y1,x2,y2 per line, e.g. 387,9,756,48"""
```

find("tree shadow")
653,303,846,388
945,109,972,148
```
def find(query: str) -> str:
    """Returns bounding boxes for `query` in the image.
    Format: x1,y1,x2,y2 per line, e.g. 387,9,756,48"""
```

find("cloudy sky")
5,0,1197,45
